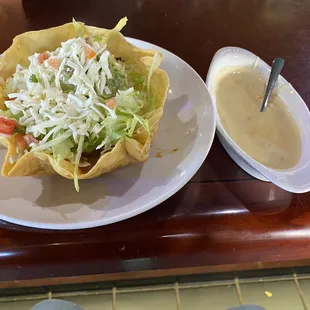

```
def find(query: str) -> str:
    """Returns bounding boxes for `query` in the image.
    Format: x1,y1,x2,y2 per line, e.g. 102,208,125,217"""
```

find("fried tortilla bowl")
0,19,169,190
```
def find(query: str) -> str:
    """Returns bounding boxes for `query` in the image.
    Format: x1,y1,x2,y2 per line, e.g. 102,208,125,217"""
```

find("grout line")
294,274,309,310
234,278,243,305
0,294,47,303
296,274,310,280
238,276,294,284
175,282,182,310
117,281,235,293
179,281,235,289
116,281,236,293
117,285,175,293
53,289,112,298
112,287,116,310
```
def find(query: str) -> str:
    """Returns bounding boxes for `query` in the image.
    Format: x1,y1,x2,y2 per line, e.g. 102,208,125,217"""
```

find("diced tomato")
106,98,116,109
0,117,16,135
47,58,60,69
24,134,38,145
85,47,96,59
37,52,49,65
15,133,27,152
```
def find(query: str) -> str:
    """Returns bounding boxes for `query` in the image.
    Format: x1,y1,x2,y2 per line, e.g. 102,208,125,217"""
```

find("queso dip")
215,66,302,170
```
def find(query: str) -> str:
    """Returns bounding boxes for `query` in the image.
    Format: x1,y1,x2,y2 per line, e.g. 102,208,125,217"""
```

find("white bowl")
206,47,310,193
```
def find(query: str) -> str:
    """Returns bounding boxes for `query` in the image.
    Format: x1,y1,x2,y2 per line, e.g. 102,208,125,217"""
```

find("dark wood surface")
1,0,310,288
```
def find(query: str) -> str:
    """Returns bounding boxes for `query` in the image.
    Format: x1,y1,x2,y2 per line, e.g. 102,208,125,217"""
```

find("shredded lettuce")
99,17,128,45
53,133,74,163
128,71,147,90
0,109,14,119
3,17,159,191
93,36,103,43
147,52,160,104
72,18,85,37
74,134,85,192
60,80,76,93
29,74,38,83
31,131,72,152
113,17,128,32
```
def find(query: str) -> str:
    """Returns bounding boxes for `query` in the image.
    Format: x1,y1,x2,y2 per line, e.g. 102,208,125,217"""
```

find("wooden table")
1,0,310,288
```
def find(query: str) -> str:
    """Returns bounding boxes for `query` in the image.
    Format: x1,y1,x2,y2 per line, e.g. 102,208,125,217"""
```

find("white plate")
0,38,216,230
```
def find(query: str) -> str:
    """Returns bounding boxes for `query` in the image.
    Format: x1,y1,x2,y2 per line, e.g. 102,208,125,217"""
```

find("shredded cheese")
5,37,118,154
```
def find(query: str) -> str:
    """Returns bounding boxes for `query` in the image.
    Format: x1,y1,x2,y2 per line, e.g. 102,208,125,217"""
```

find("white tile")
59,294,112,310
116,290,177,310
0,299,43,310
296,278,310,308
241,281,304,310
180,285,239,310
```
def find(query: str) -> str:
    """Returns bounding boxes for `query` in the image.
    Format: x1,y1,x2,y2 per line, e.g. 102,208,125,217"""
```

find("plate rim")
0,38,216,230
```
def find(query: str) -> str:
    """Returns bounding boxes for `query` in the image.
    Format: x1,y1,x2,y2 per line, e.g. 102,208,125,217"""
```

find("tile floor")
2,275,310,310
116,289,177,310
240,280,304,310
180,285,239,310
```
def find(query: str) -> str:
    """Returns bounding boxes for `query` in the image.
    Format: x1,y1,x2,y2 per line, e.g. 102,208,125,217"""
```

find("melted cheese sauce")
215,66,302,170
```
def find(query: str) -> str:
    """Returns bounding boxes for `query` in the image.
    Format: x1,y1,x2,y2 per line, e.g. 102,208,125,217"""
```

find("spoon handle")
260,57,285,112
